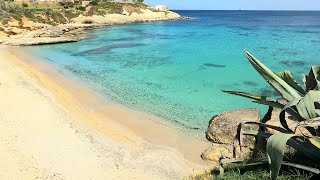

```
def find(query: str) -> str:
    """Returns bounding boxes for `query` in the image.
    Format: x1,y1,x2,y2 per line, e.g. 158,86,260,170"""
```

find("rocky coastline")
0,10,187,46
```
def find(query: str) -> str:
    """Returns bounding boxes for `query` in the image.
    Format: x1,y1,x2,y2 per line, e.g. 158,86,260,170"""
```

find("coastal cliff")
0,1,182,46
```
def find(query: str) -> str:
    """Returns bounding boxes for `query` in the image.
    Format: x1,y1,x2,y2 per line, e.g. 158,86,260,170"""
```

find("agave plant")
222,51,320,180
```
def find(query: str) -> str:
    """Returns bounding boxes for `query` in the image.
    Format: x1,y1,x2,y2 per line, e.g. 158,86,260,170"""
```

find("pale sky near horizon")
144,0,319,10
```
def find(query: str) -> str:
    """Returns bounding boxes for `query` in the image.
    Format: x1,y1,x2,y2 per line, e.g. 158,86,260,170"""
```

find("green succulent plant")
221,51,320,180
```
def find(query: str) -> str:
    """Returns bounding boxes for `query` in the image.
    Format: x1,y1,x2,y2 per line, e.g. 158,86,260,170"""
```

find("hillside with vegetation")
0,0,181,45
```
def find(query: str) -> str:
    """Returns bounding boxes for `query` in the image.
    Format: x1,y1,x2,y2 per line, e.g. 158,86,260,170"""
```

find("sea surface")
26,10,320,131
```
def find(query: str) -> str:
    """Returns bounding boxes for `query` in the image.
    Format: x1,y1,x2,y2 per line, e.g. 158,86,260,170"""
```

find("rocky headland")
0,2,185,46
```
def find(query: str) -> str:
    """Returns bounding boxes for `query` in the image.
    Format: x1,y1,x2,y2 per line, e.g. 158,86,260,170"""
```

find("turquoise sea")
26,11,320,131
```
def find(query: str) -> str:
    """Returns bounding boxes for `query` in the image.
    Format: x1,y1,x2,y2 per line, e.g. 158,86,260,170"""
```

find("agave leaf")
283,98,301,109
278,70,306,95
302,74,307,86
306,66,320,91
296,91,320,119
238,122,244,148
222,90,284,108
245,131,320,162
245,51,301,101
267,133,295,180
279,111,294,132
257,107,274,149
245,121,289,133
261,106,274,123
282,161,320,174
244,130,272,138
298,117,320,128
281,97,305,122
309,137,320,149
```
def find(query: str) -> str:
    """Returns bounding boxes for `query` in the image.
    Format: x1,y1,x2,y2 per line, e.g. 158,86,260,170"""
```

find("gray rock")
206,108,260,145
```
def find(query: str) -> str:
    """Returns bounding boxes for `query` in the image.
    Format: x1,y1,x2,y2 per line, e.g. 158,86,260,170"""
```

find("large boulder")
203,108,260,161
206,108,260,145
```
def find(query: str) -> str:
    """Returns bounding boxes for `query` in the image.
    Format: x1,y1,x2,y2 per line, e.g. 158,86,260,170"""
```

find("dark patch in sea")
279,60,307,67
109,37,139,42
64,64,97,77
259,87,279,97
202,63,226,68
144,81,163,89
87,34,97,40
238,33,249,36
42,57,54,62
73,43,146,56
294,30,320,34
123,28,145,34
258,46,268,50
243,81,259,87
227,25,259,31
277,48,299,56
311,40,320,43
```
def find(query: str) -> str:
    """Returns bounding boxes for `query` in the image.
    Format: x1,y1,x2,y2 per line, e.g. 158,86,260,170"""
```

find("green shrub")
59,2,74,9
81,19,93,24
10,14,22,21
89,0,98,6
76,6,86,11
64,10,80,21
1,18,9,25
18,20,23,27
22,2,28,8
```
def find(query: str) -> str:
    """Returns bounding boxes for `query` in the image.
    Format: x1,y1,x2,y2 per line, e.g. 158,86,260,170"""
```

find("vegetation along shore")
0,0,184,45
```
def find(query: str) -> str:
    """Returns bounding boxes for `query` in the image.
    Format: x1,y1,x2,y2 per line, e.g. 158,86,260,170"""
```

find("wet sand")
0,46,211,179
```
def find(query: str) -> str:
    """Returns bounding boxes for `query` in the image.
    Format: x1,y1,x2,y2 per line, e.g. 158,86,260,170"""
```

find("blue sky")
144,0,319,10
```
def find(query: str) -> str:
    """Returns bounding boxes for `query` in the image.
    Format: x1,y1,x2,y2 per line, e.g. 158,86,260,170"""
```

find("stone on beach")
206,108,260,145
201,144,233,162
203,108,260,162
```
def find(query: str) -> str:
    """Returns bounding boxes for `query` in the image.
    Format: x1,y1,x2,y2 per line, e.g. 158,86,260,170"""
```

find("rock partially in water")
0,25,90,46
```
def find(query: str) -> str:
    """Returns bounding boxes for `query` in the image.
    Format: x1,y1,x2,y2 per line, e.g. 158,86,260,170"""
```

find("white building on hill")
154,5,169,11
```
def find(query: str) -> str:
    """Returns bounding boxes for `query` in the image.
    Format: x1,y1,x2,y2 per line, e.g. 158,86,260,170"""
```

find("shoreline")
0,46,211,178
0,10,188,46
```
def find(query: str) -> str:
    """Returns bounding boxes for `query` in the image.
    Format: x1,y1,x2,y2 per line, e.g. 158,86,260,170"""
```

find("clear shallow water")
26,11,320,130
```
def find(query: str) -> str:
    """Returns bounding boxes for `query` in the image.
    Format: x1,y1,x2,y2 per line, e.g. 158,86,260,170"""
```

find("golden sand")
0,46,211,179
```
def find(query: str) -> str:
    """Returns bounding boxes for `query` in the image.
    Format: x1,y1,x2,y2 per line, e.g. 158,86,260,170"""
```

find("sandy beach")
0,46,211,179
